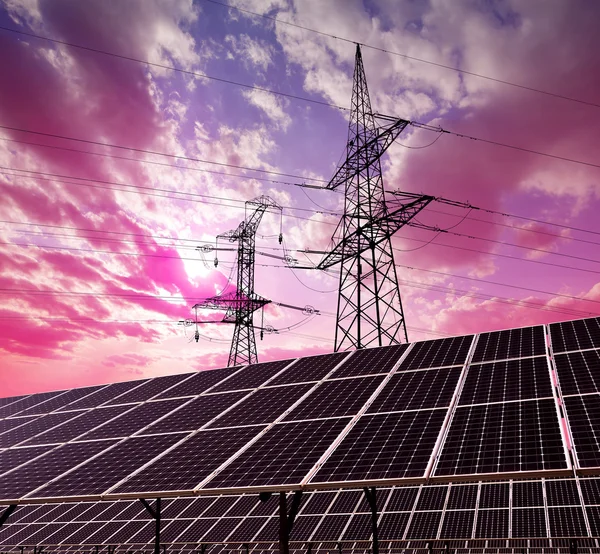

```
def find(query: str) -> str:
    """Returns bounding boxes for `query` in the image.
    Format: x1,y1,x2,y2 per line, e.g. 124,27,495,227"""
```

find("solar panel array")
1,316,600,537
1,478,600,547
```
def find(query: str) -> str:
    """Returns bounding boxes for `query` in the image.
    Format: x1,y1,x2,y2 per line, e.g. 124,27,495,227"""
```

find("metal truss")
318,44,433,351
195,196,282,366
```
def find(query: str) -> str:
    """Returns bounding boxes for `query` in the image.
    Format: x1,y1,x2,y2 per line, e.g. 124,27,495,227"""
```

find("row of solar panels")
1,317,600,503
2,479,600,546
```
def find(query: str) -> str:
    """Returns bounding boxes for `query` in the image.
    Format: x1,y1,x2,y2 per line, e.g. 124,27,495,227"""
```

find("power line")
0,26,347,112
202,0,600,111
0,125,328,184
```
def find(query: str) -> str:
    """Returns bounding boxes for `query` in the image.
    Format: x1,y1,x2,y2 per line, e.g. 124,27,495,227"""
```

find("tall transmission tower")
318,44,434,351
194,196,282,366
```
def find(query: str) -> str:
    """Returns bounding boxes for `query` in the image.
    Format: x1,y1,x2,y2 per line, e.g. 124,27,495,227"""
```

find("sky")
1,0,599,396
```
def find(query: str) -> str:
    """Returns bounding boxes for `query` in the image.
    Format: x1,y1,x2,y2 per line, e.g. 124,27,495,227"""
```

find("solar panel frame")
399,335,473,370
549,317,600,354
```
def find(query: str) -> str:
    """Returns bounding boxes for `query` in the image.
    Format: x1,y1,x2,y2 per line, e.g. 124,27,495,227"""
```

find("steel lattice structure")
194,196,281,366
319,44,433,351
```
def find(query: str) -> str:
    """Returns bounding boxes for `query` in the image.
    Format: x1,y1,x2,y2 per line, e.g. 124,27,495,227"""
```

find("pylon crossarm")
317,194,433,270
326,117,410,191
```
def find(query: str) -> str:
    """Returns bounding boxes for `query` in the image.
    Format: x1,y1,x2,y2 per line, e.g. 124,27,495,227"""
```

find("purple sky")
1,0,600,396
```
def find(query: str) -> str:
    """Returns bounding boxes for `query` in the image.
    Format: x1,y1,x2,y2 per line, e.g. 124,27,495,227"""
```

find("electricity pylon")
318,44,434,351
194,196,282,366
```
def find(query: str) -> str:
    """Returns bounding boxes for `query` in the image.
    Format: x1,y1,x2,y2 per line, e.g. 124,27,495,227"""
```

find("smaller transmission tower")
194,196,282,366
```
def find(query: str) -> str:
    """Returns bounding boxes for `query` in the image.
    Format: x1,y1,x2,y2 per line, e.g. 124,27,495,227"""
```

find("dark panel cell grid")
315,410,446,482
416,486,448,511
479,483,509,509
155,366,241,399
440,510,475,539
513,481,544,507
301,491,337,514
564,394,600,468
286,376,385,422
35,434,185,497
117,426,265,493
475,509,509,538
586,506,600,536
227,495,260,516
459,357,552,406
447,484,478,510
555,350,600,396
109,520,151,543
290,515,323,540
548,506,588,537
208,418,350,488
379,512,410,541
162,519,195,543
406,511,442,539
211,360,292,392
58,521,109,544
227,516,269,541
17,386,104,417
342,513,372,540
0,415,38,435
0,445,54,476
331,344,408,379
512,508,547,538
0,440,116,499
179,497,219,518
329,490,362,513
254,517,278,540
435,399,566,476
214,383,314,427
269,352,351,386
146,391,247,434
57,380,149,411
82,399,186,440
202,496,240,517
0,391,67,419
356,488,391,513
368,367,461,414
202,517,244,542
400,335,473,370
311,514,350,541
385,487,419,512
472,325,545,363
20,522,70,546
24,405,131,446
0,394,30,408
0,411,82,448
105,373,193,405
546,479,581,506
580,479,600,505
550,317,600,354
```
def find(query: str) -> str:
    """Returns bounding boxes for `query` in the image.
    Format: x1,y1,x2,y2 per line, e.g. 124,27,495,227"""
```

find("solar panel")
211,360,293,392
23,405,132,445
378,512,410,540
416,486,448,510
474,509,509,538
439,510,474,539
548,506,588,536
587,506,600,535
0,394,30,408
563,394,600,467
342,513,371,540
546,479,581,506
447,485,478,510
0,415,47,435
512,508,547,537
207,418,351,488
81,399,187,440
0,391,69,418
311,514,350,540
386,487,419,512
269,352,351,386
329,344,408,379
513,481,544,507
56,380,150,411
329,490,362,513
212,383,314,427
290,515,322,540
458,357,552,405
154,366,242,399
115,426,267,493
479,483,510,508
227,516,268,541
580,478,600,505
300,491,337,514
472,325,546,363
284,376,386,421
554,350,600,396
399,335,473,370
0,440,117,499
0,445,55,475
0,411,85,448
33,434,187,497
406,511,442,539
367,368,461,413
104,373,194,405
16,386,106,416
550,317,600,353
434,399,567,475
